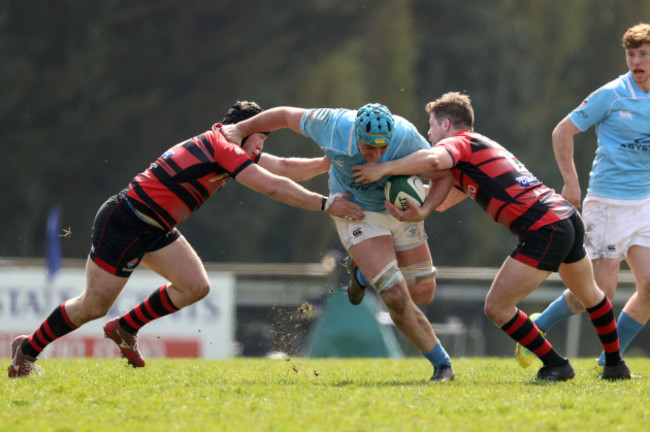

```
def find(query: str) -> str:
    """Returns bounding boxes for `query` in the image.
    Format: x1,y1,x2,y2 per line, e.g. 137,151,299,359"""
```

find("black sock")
119,285,180,333
21,301,78,358
502,309,565,367
586,296,622,367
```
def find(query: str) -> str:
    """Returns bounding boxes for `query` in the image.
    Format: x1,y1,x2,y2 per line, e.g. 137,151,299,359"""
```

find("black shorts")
89,194,181,277
510,212,587,272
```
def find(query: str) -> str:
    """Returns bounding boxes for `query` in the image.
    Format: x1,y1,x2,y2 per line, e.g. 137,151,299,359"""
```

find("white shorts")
333,211,428,252
582,194,650,260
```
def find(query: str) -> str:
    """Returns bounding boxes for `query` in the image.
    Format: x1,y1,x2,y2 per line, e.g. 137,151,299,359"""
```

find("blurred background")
2,1,649,359
4,0,649,265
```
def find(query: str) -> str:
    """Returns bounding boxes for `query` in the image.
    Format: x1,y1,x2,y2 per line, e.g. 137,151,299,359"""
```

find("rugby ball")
384,175,425,210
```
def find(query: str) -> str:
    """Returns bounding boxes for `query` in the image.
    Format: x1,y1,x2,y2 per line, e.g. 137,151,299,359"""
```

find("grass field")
3,357,648,431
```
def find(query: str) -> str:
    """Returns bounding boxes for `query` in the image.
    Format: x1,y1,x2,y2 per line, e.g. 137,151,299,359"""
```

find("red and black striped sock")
502,309,565,367
586,295,621,367
21,301,79,358
119,285,180,333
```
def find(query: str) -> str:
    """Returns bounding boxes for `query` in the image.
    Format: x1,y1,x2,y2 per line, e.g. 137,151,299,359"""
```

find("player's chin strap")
324,193,346,211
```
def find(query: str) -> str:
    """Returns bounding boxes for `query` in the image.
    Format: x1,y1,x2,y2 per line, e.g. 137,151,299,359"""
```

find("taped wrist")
325,193,344,211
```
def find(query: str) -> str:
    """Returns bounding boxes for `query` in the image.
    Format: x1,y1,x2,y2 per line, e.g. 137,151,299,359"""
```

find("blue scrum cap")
354,103,394,146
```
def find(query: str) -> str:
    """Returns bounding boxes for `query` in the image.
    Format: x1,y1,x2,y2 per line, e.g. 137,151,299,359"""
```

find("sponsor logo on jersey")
234,146,245,155
515,174,540,187
621,134,650,152
161,149,175,159
619,110,633,119
621,142,650,152
634,134,650,144
580,99,588,107
466,184,478,200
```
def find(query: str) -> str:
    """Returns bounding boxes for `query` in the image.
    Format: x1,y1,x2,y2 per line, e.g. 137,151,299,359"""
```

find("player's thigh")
559,255,605,307
396,242,435,282
622,245,650,321
142,235,209,289
591,257,621,297
65,258,130,324
487,257,550,309
627,245,650,296
395,242,432,267
85,257,130,301
348,235,397,281
396,243,437,304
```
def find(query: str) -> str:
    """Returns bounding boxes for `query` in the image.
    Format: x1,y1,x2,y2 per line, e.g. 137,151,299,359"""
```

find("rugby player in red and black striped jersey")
352,92,631,381
8,101,364,378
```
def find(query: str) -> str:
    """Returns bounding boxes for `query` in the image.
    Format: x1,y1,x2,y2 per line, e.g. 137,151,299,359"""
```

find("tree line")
2,0,647,266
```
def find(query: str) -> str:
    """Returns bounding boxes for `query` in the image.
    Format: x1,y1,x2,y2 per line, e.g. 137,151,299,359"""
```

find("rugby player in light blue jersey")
222,103,456,381
516,23,650,371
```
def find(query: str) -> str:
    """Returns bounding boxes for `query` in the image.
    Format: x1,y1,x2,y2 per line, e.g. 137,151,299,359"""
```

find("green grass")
2,357,648,432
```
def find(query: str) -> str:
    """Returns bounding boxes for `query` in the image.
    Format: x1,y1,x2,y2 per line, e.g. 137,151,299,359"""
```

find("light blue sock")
422,342,451,367
598,310,644,366
534,293,575,333
355,268,369,287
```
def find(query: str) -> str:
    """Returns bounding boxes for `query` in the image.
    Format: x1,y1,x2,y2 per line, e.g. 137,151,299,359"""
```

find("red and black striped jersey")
438,130,575,234
123,125,259,230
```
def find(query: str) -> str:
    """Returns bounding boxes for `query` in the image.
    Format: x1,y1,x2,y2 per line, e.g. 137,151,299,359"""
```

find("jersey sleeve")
568,84,615,131
300,108,341,144
405,121,431,151
210,132,254,176
435,137,465,166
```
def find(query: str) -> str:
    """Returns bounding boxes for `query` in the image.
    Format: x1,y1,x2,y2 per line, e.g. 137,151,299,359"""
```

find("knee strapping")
370,260,405,293
400,261,437,285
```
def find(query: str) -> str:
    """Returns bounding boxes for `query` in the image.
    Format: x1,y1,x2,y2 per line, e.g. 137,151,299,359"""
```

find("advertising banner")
0,266,235,359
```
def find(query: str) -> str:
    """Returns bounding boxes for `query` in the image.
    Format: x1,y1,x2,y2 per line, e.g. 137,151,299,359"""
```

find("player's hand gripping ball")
384,175,425,210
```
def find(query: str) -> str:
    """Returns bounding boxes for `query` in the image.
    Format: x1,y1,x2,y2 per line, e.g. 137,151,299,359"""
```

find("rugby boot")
536,359,574,382
7,335,43,378
344,256,366,305
593,359,604,375
103,318,146,367
430,364,456,382
600,360,631,381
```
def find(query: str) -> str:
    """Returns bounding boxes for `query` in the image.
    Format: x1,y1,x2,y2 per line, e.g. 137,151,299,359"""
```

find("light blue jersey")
300,108,430,211
569,72,650,199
